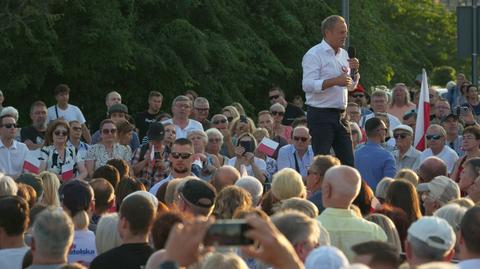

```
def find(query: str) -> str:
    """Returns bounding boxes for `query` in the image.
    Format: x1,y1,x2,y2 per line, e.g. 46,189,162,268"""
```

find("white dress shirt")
0,139,28,177
302,40,350,109
277,144,314,177
420,146,459,173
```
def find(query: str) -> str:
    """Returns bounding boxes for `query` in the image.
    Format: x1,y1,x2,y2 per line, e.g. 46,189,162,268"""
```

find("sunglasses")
54,130,68,136
393,133,409,139
426,134,442,140
227,117,234,122
213,119,227,125
171,152,192,159
269,95,280,100
72,127,82,132
271,111,284,116
293,136,308,142
102,128,117,134
1,123,17,129
195,107,209,112
352,94,364,98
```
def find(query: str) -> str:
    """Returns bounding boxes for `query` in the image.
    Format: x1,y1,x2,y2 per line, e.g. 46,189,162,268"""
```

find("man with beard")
21,101,48,150
149,138,195,196
354,117,396,190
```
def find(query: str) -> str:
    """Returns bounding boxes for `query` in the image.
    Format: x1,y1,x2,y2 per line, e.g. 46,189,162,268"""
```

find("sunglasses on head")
426,134,442,140
393,133,409,139
102,128,117,134
269,95,280,100
271,111,284,116
293,136,308,142
213,119,227,125
54,130,68,136
170,152,192,159
1,123,17,129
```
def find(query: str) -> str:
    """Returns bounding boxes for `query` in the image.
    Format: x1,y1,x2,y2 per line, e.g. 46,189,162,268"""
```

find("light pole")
473,0,478,85
342,0,350,47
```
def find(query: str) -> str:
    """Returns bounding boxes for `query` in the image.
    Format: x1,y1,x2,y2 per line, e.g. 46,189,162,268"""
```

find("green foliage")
0,0,467,125
431,65,456,87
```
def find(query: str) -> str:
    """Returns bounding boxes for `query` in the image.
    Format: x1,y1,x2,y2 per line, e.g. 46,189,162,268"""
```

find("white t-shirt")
47,104,86,124
161,119,203,139
227,157,267,178
68,230,97,266
420,146,459,173
0,246,29,269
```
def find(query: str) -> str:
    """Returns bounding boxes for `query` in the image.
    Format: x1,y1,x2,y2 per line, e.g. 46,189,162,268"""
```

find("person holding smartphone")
227,133,266,183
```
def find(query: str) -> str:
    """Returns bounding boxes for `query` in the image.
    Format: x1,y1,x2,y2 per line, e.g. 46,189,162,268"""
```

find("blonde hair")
230,117,256,137
365,213,402,252
95,213,122,254
252,127,269,142
375,177,394,200
270,103,285,112
187,129,208,145
39,171,61,207
164,178,187,207
271,168,306,201
395,168,419,186
222,105,240,119
449,197,475,208
279,197,319,218
201,253,249,269
213,186,252,219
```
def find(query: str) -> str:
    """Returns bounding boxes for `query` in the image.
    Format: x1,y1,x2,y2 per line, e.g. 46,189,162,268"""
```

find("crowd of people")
1,15,480,269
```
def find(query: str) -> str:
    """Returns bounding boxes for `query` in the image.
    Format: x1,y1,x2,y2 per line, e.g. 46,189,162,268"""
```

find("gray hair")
172,95,192,108
427,124,447,137
32,208,74,259
95,213,122,254
321,15,345,36
371,89,389,100
0,173,17,196
407,234,450,262
279,197,319,218
194,97,209,107
0,106,19,121
205,128,224,144
434,203,468,233
187,130,208,145
272,210,320,246
235,176,263,206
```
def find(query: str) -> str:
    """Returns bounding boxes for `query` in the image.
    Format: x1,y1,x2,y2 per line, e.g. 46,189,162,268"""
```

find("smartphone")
204,219,253,246
239,140,254,154
455,106,470,116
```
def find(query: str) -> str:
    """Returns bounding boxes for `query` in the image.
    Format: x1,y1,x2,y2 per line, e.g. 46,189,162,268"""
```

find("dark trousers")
307,106,354,166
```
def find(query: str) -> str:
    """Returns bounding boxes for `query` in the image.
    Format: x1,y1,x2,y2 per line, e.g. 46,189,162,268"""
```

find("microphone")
347,46,356,79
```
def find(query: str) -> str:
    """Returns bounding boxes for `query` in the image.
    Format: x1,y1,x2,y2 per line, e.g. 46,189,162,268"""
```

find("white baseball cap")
408,216,456,250
304,246,349,269
393,124,414,135
417,176,460,205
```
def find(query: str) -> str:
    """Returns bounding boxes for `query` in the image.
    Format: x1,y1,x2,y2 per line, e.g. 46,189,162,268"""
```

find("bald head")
211,165,241,192
418,156,448,183
322,165,361,208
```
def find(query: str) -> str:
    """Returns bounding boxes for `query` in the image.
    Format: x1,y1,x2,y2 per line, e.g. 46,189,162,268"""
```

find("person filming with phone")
228,133,267,183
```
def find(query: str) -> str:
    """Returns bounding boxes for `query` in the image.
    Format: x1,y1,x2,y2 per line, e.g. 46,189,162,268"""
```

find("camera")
453,106,470,116
204,219,253,246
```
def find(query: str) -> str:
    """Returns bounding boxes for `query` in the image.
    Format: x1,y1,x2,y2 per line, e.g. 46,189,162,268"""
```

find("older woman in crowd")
205,128,229,165
39,119,87,181
270,103,292,142
187,130,220,181
228,133,266,183
86,119,132,177
222,105,240,128
451,126,480,182
229,115,256,146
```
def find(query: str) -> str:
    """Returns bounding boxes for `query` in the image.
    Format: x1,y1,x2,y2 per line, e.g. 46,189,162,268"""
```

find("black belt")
307,106,345,113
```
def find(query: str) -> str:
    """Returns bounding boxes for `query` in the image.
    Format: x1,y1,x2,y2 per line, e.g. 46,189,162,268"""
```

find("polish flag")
61,162,75,182
257,137,279,157
23,152,40,174
414,69,430,151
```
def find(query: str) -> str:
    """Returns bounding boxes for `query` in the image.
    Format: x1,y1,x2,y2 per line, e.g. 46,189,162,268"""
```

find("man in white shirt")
162,95,203,139
47,84,92,144
457,206,480,269
302,15,359,166
0,196,30,269
0,115,28,179
420,124,459,174
359,90,401,132
277,126,314,178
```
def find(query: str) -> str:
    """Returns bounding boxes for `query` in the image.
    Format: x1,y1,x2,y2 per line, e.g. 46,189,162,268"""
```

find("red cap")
350,83,365,95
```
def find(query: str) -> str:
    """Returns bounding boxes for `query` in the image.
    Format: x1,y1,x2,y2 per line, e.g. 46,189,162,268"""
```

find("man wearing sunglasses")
277,126,313,178
0,114,28,179
149,138,195,196
392,125,420,170
348,84,372,117
268,86,305,126
419,124,459,174
355,117,396,190
191,97,211,130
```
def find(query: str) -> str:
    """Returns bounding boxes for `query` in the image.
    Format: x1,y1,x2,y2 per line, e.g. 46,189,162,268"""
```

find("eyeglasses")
269,95,280,100
352,93,364,98
393,133,409,139
293,136,308,142
213,119,227,125
209,138,222,143
271,111,284,116
54,130,68,136
102,128,117,134
1,123,17,129
463,135,477,140
72,127,82,132
171,152,192,159
195,107,209,112
426,134,442,140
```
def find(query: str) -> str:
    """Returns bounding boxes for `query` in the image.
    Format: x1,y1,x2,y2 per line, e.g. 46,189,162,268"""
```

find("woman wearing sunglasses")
85,119,132,178
227,133,267,183
39,119,87,181
270,103,292,143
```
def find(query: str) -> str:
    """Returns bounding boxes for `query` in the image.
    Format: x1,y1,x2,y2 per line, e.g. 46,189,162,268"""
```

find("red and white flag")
414,69,430,151
23,152,40,174
61,162,75,182
150,144,156,168
257,137,279,157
